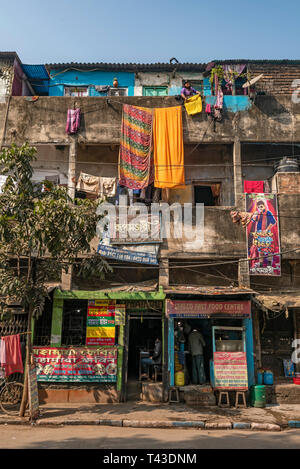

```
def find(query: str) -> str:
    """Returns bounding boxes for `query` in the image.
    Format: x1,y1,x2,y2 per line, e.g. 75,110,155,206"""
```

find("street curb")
122,420,205,429
0,418,289,431
98,419,123,427
288,421,300,428
232,422,251,430
205,422,232,430
251,423,281,432
0,419,27,425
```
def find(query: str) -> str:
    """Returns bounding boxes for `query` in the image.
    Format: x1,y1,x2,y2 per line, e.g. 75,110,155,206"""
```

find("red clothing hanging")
244,180,264,193
1,334,23,377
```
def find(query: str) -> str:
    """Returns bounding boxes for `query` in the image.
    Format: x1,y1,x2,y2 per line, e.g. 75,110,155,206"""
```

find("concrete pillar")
61,266,73,291
68,138,77,199
159,258,169,288
233,138,243,208
238,258,250,289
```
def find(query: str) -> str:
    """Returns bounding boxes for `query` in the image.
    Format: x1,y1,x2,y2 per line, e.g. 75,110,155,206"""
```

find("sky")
0,0,299,64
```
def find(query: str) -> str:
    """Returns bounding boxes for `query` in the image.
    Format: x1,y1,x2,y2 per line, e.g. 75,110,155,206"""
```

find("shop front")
32,288,165,403
166,296,255,395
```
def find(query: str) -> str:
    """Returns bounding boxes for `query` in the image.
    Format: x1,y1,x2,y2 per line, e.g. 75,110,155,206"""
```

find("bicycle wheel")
0,382,24,415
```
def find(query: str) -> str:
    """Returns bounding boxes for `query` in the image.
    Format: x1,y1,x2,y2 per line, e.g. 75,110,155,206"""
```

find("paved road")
0,425,300,449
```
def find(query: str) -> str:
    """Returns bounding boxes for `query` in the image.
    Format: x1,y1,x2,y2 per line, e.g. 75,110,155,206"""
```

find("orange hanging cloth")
153,106,185,189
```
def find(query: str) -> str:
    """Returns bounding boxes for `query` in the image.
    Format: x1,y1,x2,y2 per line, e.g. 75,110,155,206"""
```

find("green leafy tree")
0,143,111,415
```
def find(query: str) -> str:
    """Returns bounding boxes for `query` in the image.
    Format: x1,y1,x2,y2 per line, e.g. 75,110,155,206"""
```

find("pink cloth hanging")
66,109,81,134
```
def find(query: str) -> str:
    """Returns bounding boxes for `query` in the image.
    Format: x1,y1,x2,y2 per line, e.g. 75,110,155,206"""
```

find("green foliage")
209,65,224,85
0,143,110,318
210,65,252,93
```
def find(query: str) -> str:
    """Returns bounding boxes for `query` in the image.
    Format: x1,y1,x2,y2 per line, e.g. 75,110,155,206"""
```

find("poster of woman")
246,193,281,276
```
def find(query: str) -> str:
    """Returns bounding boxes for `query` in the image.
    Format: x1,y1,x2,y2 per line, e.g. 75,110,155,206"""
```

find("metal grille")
33,299,53,346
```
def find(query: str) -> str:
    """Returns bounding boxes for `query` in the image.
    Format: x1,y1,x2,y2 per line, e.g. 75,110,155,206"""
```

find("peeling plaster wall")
2,96,300,145
134,72,204,96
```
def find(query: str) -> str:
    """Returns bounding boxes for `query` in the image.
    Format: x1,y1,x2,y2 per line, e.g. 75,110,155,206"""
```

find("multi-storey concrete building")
1,54,300,405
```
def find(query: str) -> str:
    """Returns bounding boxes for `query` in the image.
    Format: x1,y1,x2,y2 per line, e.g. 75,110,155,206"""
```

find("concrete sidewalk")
1,401,300,430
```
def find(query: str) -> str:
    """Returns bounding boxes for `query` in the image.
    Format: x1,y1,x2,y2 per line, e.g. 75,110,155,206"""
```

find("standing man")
181,80,200,102
188,328,206,384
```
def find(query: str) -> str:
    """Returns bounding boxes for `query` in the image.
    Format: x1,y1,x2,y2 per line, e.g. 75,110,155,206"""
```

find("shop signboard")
86,300,116,346
246,193,281,276
110,213,161,244
166,300,251,318
33,347,118,382
213,351,248,390
28,365,40,420
97,244,158,265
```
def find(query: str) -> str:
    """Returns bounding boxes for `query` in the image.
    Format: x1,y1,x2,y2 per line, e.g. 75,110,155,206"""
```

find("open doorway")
174,317,244,386
128,318,162,380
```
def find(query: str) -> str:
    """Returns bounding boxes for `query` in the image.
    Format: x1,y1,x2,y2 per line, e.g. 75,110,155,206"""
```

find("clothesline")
1,332,31,337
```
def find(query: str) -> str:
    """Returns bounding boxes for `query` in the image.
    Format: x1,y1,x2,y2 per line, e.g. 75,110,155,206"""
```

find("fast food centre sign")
166,300,251,318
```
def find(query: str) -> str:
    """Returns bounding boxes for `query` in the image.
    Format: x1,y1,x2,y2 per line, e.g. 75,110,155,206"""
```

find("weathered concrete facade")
1,62,300,393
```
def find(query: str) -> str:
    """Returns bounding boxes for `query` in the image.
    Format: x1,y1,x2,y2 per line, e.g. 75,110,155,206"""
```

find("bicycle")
0,367,24,415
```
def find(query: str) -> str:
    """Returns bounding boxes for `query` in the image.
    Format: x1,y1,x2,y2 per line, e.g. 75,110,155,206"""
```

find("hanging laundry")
215,89,223,110
153,106,185,189
205,103,211,114
1,334,23,377
0,338,6,367
264,180,271,193
76,172,100,195
66,108,81,134
184,94,202,115
99,177,117,197
119,104,154,190
244,180,264,193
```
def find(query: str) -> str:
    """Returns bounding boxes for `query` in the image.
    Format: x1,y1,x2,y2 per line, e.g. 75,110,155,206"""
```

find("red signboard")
33,347,118,383
213,352,248,390
166,300,251,318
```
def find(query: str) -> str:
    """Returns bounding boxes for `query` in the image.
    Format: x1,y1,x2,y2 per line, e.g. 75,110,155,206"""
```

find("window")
194,183,221,206
108,87,128,96
33,298,53,346
221,77,247,96
143,86,168,97
64,86,89,97
61,300,88,346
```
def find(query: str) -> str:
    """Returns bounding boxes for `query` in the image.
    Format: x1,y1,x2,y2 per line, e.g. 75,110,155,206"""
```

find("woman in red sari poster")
246,194,281,276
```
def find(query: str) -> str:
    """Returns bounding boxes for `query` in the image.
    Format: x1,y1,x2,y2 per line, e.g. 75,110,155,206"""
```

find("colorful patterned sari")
119,104,154,190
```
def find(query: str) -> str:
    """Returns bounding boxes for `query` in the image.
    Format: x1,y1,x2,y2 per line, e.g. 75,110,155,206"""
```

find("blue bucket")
264,371,274,385
257,371,264,385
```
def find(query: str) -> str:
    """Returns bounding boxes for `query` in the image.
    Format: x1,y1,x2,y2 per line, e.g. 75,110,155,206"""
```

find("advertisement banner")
115,304,126,325
166,300,251,318
246,193,281,276
213,352,248,390
33,347,118,382
86,300,116,346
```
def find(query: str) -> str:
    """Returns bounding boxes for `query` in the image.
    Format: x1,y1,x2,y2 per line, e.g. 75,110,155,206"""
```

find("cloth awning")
254,293,300,312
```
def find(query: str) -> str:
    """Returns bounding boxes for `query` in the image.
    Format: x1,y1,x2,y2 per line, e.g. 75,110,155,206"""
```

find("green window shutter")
143,86,168,96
